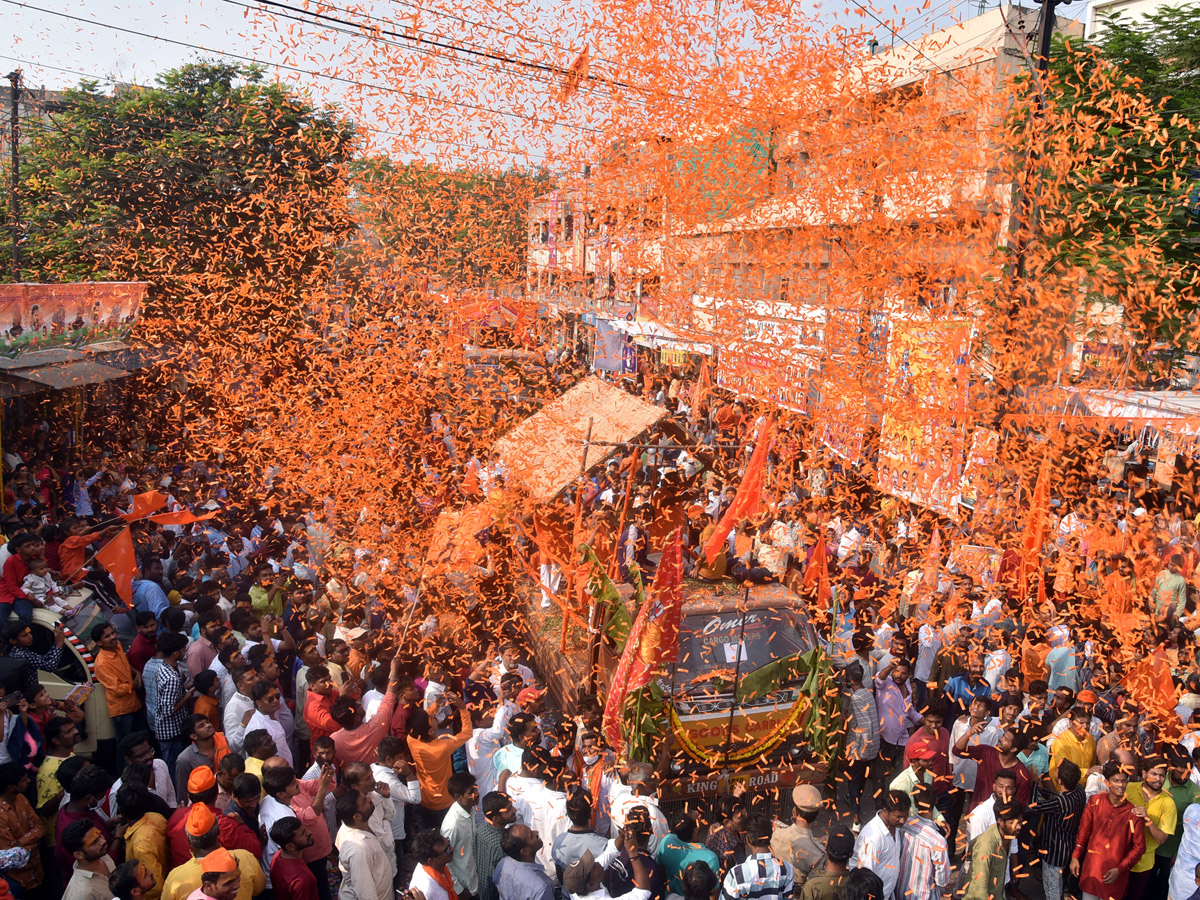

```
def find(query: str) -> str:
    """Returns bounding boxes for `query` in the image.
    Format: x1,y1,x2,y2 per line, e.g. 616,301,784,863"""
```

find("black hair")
232,666,257,690
843,867,886,900
312,736,334,752
116,781,151,820
269,815,306,849
744,813,773,846
1056,759,1082,791
566,789,593,828
0,762,26,792
336,789,364,825
671,812,697,842
218,753,245,776
56,755,90,794
305,665,331,684
681,861,719,900
246,643,271,670
251,680,278,703
412,829,449,864
197,609,223,631
244,729,275,757
161,607,186,633
62,817,100,855
72,764,114,802
89,622,114,643
880,790,911,814
118,731,153,762
501,825,529,859
45,716,76,748
377,736,405,763
448,772,476,798
482,791,511,820
330,696,358,730
156,630,188,656
994,768,1018,785
134,610,157,628
110,860,147,900
194,670,219,696
262,764,296,798
232,773,262,800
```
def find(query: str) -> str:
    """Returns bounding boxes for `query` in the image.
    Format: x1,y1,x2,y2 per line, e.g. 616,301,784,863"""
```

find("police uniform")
799,870,848,900
772,784,827,885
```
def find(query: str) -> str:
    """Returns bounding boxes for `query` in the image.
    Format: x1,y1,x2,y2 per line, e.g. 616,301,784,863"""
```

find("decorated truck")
598,580,841,807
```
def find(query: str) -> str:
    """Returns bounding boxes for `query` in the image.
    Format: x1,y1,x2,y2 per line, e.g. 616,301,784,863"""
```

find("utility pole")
6,70,20,282
1009,0,1060,282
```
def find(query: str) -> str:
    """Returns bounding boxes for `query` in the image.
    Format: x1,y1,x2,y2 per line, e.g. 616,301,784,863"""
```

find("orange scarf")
422,864,458,900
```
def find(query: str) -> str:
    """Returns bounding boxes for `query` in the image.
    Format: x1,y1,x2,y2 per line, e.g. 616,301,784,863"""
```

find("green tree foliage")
1037,6,1200,354
352,156,549,288
2,61,357,359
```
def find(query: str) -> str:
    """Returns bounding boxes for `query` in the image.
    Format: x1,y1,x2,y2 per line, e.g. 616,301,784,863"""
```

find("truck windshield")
674,606,816,697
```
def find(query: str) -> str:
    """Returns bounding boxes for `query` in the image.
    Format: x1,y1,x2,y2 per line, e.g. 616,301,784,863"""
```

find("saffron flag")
95,527,136,607
803,537,831,604
702,415,776,565
119,491,169,522
558,46,590,102
1018,452,1052,600
691,359,711,423
602,528,683,753
1124,647,1177,729
146,509,220,526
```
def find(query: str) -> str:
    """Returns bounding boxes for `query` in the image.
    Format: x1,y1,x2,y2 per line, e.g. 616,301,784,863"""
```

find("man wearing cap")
889,748,946,828
187,847,242,900
165,767,261,868
799,824,853,900
160,805,264,900
563,824,653,900
771,784,825,886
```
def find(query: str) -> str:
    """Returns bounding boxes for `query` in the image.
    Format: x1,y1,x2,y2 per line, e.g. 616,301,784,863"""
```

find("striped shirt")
845,688,880,762
1031,786,1087,868
721,852,795,900
897,816,950,900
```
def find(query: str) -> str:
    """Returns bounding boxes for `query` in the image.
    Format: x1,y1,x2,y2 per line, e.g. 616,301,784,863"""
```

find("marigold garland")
669,692,808,768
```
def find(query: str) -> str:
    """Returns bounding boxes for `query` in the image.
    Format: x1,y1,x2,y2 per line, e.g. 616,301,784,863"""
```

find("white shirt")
370,763,421,840
440,801,478,895
608,792,669,855
224,692,255,755
365,789,397,877
246,710,292,766
209,656,236,707
467,726,505,798
362,689,385,721
260,794,294,885
915,624,942,682
336,825,393,900
108,759,177,817
851,814,901,900
948,718,1000,791
491,662,535,699
410,865,454,900
1169,803,1200,900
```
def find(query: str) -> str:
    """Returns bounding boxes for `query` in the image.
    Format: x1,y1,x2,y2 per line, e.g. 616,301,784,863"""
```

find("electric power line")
0,0,599,136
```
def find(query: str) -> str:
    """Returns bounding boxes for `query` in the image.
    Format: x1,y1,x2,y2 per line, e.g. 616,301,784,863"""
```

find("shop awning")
493,376,668,502
606,318,714,355
9,359,129,391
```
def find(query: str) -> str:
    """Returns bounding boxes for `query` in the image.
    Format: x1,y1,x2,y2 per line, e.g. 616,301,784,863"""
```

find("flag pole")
723,580,751,773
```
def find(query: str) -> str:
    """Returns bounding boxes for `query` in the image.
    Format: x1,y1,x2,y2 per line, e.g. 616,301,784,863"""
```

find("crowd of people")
0,337,1196,900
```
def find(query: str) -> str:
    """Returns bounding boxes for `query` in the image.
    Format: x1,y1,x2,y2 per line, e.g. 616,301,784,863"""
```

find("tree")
352,157,548,288
1033,7,1200,363
2,61,357,364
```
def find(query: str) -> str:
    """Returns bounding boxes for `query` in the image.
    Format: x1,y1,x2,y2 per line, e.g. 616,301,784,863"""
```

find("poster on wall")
875,319,972,518
0,282,146,358
716,310,823,415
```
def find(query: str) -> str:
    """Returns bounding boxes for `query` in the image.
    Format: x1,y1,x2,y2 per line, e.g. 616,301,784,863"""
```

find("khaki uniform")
771,822,825,886
799,870,847,900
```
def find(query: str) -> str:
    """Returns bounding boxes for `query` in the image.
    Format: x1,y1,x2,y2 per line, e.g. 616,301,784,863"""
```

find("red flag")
1018,453,1051,600
119,491,169,522
602,528,683,752
702,415,775,565
146,510,220,526
95,527,136,607
558,46,590,102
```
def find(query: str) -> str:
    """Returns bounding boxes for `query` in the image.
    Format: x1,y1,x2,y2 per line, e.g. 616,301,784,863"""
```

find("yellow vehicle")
28,606,115,755
600,581,834,804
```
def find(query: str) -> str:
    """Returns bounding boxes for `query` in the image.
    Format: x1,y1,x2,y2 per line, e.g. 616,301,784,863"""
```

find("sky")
0,0,1094,166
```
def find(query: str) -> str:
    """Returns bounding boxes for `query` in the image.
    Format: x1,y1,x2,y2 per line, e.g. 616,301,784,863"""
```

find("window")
564,214,574,241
